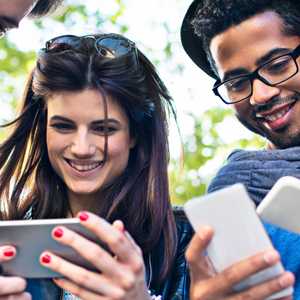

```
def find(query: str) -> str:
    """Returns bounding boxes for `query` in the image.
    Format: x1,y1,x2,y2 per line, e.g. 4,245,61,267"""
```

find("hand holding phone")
184,183,293,299
0,218,102,278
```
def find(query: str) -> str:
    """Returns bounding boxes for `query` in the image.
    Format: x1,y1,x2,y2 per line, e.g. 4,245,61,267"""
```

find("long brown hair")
0,34,178,282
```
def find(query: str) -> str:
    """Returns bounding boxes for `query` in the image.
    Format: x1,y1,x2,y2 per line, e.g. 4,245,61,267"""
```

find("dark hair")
0,34,178,283
27,0,66,20
191,0,300,76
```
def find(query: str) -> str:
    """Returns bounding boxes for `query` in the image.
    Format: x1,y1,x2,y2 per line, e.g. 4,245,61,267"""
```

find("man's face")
210,11,300,150
0,0,38,38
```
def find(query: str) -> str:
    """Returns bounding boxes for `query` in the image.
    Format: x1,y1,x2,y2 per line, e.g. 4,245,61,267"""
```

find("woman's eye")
94,126,117,134
50,123,74,131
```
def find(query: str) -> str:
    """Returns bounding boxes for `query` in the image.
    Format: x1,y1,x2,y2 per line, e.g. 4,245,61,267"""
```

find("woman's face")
46,89,136,203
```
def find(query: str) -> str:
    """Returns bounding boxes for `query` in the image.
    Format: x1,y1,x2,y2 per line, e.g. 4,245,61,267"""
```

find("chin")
68,184,100,196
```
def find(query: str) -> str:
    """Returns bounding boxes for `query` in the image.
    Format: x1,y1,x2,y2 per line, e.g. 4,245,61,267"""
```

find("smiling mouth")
256,102,295,122
263,106,290,122
68,160,102,171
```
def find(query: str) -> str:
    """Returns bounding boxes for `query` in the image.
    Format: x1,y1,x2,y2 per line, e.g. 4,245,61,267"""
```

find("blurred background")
0,0,266,204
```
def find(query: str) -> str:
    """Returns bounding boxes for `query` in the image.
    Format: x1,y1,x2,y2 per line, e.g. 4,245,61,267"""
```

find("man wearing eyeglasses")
181,0,300,299
0,0,65,38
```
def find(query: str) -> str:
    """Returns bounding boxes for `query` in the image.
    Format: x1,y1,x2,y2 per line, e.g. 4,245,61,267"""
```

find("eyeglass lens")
96,36,131,58
48,36,81,53
47,35,132,58
217,54,297,103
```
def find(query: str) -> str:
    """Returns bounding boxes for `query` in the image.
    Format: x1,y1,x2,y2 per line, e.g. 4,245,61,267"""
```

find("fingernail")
54,228,63,238
121,224,126,233
198,224,213,240
78,212,89,221
4,248,14,257
262,249,279,264
42,254,51,263
119,221,126,233
278,273,294,288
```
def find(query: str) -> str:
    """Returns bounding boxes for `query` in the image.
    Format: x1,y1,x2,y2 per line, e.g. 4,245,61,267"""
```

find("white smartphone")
256,176,300,234
184,183,293,299
0,218,104,278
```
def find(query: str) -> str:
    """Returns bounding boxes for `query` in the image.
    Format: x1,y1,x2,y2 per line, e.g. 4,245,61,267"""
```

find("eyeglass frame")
42,34,137,58
212,44,300,104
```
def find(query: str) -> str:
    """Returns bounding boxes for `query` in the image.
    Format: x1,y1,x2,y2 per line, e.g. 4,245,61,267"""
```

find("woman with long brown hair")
0,33,192,299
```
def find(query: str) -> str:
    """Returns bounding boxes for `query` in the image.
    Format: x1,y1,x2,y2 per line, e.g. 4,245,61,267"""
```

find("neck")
265,141,280,150
67,191,97,218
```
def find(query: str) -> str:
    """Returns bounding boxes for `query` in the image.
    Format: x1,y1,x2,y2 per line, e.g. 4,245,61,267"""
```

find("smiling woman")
0,33,192,300
46,90,136,215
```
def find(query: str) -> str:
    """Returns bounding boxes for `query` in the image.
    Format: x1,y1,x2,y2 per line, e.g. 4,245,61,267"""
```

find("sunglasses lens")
48,36,80,53
96,37,131,58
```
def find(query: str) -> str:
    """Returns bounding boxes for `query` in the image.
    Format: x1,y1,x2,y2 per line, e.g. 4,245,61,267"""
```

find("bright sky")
5,0,257,158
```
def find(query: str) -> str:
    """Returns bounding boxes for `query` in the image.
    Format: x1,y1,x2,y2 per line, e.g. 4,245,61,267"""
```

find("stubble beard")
235,92,300,149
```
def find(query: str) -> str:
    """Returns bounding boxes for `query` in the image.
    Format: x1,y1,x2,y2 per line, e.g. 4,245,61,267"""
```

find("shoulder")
208,146,300,204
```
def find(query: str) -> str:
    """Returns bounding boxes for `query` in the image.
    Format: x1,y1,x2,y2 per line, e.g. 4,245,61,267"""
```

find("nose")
71,128,97,157
249,79,281,106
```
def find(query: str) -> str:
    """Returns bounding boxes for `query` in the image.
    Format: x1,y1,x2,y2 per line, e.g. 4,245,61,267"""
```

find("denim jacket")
207,147,300,298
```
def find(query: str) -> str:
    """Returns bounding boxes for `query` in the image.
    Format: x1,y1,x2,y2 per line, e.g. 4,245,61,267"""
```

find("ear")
129,134,138,149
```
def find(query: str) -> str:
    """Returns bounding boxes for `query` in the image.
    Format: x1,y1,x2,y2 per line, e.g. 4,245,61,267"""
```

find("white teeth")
266,115,277,121
69,161,101,171
265,107,289,122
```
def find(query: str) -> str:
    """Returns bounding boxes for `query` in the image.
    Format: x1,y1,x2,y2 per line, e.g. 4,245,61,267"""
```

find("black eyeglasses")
42,34,137,58
213,44,300,104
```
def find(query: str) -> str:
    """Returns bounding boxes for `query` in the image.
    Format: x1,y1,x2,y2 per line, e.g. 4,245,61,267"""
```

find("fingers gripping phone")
184,183,293,300
257,176,300,234
0,218,103,278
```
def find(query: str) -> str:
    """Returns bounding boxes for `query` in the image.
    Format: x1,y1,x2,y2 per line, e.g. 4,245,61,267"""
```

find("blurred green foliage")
0,0,266,203
170,107,266,205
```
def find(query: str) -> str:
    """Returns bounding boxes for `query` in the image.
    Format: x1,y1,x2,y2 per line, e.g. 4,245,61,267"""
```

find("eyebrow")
222,47,293,82
49,115,121,125
255,47,292,66
0,16,19,29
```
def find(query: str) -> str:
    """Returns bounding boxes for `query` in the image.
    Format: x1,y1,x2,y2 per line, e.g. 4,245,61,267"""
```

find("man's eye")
226,77,249,92
268,59,291,73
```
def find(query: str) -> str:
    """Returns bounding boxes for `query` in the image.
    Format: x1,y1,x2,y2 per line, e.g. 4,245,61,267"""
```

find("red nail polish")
42,254,51,263
4,250,14,257
79,212,89,221
54,228,63,238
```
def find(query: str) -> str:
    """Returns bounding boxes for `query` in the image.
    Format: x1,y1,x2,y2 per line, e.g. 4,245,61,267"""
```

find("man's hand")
185,225,295,300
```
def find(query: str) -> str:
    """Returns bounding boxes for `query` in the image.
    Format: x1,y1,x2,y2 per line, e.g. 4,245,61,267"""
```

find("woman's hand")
40,212,151,300
0,246,31,300
185,224,295,300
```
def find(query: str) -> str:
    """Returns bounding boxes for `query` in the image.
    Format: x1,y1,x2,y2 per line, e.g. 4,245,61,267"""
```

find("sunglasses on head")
42,34,137,58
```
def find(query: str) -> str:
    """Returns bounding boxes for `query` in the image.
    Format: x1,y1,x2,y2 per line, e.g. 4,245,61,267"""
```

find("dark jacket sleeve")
146,206,193,300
